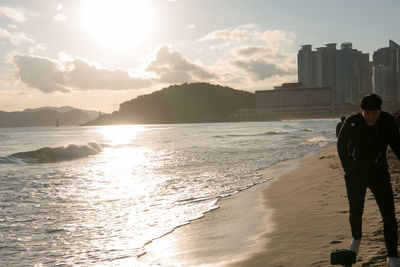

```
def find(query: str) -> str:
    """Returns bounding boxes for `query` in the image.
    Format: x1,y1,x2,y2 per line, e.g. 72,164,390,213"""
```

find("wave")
300,128,313,132
214,130,290,138
2,142,102,164
261,130,290,135
301,135,334,147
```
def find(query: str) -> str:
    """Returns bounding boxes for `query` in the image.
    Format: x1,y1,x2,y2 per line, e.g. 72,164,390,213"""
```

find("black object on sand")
330,249,356,267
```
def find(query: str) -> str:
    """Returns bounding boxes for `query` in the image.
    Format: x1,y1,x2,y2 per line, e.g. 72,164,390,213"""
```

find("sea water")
0,120,337,266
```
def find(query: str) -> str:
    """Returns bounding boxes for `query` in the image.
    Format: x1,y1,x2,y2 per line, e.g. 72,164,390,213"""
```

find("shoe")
349,239,361,256
388,257,400,267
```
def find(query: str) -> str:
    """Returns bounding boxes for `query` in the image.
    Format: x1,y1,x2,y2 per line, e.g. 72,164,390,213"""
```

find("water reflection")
74,124,175,265
97,125,146,146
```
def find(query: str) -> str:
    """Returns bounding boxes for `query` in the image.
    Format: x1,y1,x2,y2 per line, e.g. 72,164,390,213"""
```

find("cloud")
235,45,275,57
0,27,12,39
0,6,27,23
0,26,34,44
10,32,34,44
146,45,217,83
196,24,297,86
199,24,295,51
14,54,152,93
67,58,151,90
200,24,295,47
199,24,256,42
232,59,295,81
258,30,296,47
14,55,68,93
54,14,67,22
234,45,296,64
28,43,47,54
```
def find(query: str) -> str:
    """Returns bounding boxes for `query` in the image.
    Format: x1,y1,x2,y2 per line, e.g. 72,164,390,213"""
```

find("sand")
139,146,400,266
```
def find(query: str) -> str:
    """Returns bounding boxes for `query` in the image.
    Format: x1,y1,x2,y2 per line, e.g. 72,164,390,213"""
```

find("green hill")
84,83,255,125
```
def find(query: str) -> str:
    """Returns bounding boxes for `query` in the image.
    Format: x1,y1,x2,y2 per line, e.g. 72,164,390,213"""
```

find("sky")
1,0,400,113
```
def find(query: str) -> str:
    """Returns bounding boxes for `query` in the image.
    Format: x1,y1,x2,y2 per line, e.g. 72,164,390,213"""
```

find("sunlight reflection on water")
96,125,146,146
0,121,336,266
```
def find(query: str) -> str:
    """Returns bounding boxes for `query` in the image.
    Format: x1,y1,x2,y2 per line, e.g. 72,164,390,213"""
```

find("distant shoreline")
81,113,344,126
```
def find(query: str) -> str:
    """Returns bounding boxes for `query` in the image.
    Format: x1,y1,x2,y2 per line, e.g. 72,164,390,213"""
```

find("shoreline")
232,145,351,266
234,145,400,266
138,145,400,266
138,156,304,266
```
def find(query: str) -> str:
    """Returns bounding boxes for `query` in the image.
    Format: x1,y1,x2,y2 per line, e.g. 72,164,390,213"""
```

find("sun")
82,0,154,50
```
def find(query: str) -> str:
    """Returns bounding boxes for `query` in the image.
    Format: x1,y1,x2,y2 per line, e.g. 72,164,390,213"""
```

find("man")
337,94,400,266
336,116,346,137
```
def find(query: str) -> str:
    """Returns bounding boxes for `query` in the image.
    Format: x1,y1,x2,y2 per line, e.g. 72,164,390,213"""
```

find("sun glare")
82,0,154,50
98,125,145,145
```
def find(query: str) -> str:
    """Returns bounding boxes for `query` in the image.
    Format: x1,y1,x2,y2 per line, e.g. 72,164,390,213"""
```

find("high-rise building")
357,53,373,98
373,40,400,102
298,45,316,88
297,42,372,104
315,43,336,90
336,43,364,103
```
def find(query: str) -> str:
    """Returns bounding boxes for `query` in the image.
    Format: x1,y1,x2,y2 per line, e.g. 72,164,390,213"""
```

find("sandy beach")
140,145,400,266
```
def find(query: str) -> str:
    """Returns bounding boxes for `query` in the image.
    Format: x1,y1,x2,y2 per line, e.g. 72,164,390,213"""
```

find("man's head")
360,94,382,126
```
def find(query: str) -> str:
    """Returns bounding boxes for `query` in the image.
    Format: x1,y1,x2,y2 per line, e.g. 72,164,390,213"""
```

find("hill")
0,107,99,127
23,106,98,118
83,83,255,125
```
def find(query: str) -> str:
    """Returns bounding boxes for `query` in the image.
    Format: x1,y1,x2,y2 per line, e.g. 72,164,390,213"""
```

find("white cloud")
146,45,218,83
199,24,295,49
7,24,18,30
0,27,12,39
54,14,67,22
197,24,297,86
0,26,33,45
10,32,34,45
0,6,27,23
257,30,296,47
14,54,152,93
28,43,47,54
199,24,256,42
58,51,73,62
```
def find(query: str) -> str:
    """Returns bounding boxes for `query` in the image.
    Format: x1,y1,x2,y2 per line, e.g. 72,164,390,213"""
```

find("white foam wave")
7,142,102,164
300,128,313,132
302,135,333,147
216,130,290,138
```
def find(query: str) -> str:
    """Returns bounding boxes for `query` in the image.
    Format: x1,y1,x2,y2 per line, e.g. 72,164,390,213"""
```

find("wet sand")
139,146,400,266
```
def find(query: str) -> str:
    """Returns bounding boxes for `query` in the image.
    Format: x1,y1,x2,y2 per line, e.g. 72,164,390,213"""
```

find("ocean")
0,120,337,266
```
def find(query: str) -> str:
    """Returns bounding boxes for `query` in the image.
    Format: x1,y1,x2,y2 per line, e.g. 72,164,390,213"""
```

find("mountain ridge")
0,107,99,127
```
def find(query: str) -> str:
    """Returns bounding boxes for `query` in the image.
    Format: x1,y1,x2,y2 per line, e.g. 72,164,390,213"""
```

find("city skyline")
1,0,400,113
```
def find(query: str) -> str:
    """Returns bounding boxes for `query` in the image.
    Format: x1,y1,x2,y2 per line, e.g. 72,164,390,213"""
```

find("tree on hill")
84,83,255,125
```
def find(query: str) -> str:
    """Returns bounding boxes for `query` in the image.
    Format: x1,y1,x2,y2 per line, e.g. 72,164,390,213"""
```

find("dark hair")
360,94,382,110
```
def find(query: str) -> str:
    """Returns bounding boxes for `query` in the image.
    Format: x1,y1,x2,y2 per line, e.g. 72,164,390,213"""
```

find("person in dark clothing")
336,116,346,137
337,94,400,267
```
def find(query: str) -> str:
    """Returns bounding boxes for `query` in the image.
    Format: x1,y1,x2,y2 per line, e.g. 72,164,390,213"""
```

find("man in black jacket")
337,94,400,266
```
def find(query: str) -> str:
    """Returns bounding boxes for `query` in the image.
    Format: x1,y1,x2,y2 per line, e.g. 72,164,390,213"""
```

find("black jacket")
337,111,400,175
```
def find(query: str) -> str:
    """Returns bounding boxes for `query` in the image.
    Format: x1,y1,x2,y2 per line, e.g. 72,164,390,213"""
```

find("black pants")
345,171,398,257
